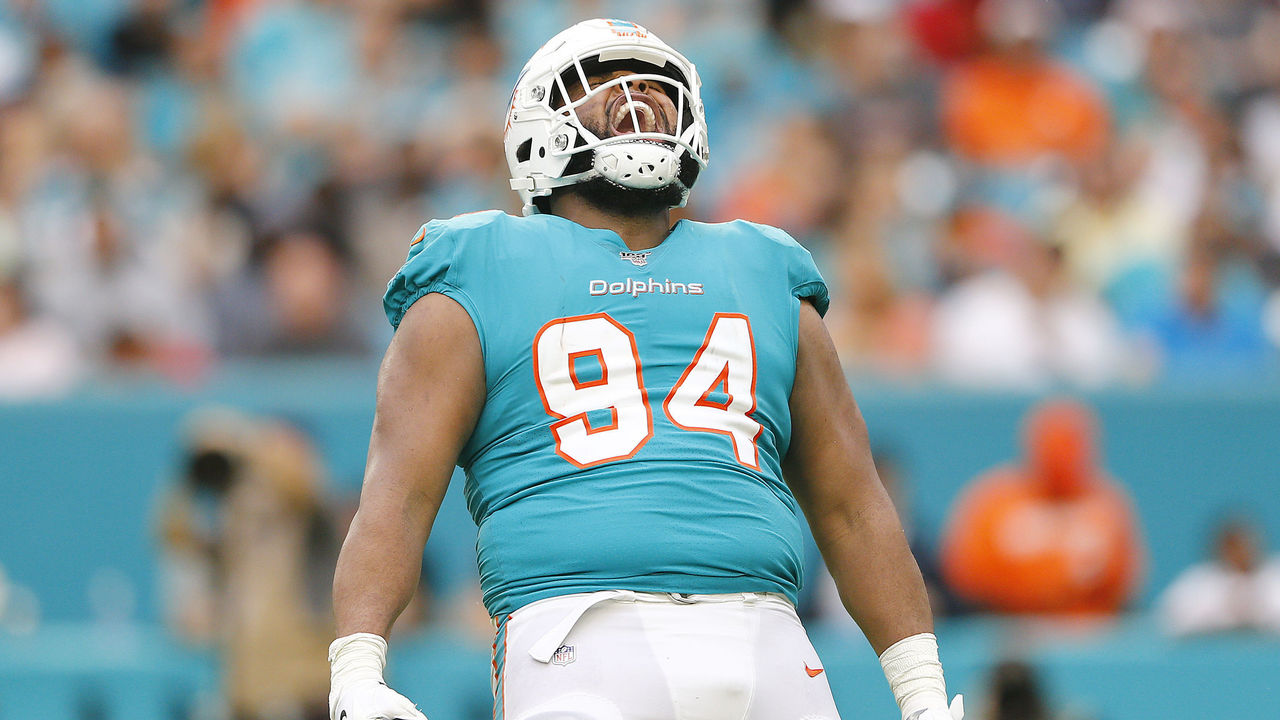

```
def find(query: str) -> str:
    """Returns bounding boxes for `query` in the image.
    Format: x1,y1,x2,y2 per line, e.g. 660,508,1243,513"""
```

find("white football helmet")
505,18,710,216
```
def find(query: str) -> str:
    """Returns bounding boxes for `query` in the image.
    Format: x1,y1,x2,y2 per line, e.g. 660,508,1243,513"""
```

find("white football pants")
491,590,842,720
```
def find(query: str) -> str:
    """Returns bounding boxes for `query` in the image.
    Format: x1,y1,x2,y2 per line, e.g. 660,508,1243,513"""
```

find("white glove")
905,695,963,720
329,633,428,720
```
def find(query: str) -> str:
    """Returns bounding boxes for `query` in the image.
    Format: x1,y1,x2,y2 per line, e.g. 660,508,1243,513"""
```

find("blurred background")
1,0,1279,718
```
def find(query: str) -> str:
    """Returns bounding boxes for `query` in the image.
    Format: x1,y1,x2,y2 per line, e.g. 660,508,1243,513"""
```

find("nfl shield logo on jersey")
619,250,652,267
551,644,576,666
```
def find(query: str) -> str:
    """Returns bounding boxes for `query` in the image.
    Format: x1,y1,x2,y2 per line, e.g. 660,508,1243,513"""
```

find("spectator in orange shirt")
939,398,1145,614
941,0,1109,166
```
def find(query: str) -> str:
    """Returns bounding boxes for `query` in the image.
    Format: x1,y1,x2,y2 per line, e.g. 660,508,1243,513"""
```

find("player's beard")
557,117,689,216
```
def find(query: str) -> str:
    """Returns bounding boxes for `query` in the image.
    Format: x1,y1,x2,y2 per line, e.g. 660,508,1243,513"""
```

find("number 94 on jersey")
533,312,761,469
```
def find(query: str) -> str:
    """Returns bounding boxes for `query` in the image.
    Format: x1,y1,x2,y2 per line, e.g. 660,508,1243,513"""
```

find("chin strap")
510,168,598,194
512,141,688,216
511,170,596,217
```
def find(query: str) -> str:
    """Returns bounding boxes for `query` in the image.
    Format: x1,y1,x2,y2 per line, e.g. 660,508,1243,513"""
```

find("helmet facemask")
505,20,710,216
547,59,702,214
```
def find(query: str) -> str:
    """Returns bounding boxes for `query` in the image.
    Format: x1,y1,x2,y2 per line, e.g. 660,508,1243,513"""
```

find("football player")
328,18,962,720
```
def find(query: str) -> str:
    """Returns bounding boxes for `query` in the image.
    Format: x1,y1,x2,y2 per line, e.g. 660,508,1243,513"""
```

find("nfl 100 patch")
619,250,652,267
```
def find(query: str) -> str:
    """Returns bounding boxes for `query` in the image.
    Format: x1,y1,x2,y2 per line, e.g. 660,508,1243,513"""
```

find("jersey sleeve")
748,222,830,316
787,243,829,317
383,220,481,331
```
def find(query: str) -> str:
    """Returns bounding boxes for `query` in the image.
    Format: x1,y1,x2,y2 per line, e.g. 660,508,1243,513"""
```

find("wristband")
329,632,389,685
879,632,949,719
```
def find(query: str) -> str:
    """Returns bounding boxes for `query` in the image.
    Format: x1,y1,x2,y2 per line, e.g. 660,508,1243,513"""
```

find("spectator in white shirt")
1158,517,1280,636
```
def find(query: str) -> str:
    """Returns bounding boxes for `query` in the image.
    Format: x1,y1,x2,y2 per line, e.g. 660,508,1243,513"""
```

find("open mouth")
607,94,665,136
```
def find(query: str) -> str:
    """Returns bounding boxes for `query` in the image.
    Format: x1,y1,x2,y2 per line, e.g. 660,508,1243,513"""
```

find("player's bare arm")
783,300,931,651
329,292,484,720
784,300,961,720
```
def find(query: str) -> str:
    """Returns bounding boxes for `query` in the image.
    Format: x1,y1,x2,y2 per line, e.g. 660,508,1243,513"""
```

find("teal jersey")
385,211,829,616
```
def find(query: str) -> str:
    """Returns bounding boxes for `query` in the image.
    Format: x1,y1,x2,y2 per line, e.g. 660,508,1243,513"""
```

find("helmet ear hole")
538,146,546,158
516,139,533,164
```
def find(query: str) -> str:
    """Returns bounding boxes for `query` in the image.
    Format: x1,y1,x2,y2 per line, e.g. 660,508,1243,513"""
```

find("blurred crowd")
145,397,1280,717
155,407,492,719
3,0,1280,397
157,409,340,719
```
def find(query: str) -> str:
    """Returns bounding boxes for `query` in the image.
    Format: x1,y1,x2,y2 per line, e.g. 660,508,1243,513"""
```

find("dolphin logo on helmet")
505,19,711,217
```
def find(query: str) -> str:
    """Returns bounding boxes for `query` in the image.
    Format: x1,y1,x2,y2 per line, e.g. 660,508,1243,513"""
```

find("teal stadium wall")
1,361,1278,718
